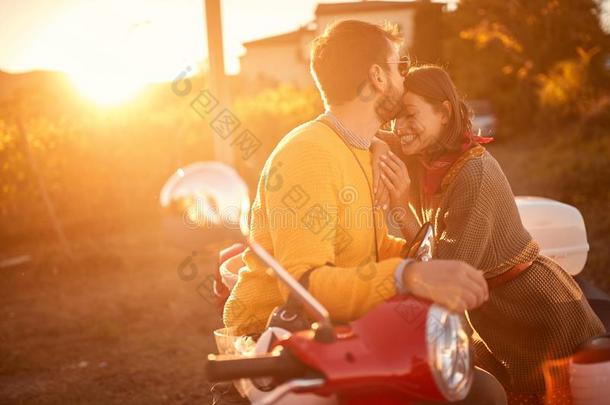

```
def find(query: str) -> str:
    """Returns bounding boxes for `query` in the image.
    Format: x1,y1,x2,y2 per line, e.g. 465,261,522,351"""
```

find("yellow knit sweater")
223,120,406,335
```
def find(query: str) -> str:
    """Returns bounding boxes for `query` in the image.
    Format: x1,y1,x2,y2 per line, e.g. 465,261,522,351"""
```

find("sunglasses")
384,55,411,77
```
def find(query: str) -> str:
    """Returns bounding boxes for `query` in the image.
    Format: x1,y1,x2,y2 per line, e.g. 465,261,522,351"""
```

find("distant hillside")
0,69,195,114
0,70,75,102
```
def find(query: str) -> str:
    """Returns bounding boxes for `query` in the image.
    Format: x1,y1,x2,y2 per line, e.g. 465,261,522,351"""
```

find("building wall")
239,41,314,89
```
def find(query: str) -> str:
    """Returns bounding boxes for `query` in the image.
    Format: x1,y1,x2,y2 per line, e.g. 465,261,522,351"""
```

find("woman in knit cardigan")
372,65,605,405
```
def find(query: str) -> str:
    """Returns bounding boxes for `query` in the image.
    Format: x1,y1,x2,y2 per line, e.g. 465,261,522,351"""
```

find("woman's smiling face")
394,92,447,155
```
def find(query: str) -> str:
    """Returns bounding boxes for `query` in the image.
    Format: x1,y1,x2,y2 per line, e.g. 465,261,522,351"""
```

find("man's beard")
374,82,403,125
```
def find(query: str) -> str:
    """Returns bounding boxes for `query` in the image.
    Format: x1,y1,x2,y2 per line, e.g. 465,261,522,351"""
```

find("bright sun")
31,1,206,106
71,71,144,106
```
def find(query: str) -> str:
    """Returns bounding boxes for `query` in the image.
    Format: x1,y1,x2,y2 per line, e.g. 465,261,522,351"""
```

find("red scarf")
420,131,494,197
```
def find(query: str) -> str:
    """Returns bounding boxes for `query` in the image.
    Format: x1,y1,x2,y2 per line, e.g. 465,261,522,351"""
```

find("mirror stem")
247,241,334,334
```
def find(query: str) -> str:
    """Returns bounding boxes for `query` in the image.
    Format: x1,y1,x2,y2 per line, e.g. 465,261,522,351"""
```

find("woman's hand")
371,137,391,209
379,151,411,210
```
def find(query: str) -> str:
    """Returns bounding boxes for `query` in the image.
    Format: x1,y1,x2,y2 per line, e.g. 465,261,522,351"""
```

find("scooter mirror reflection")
160,161,250,251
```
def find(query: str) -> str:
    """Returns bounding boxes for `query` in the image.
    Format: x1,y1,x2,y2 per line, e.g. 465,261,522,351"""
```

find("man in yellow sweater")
223,20,489,336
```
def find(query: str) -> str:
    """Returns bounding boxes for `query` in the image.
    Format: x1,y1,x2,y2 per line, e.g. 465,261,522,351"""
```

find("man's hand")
403,260,489,312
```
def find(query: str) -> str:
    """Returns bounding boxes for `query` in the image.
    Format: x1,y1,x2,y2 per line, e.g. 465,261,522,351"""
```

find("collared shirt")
321,110,371,150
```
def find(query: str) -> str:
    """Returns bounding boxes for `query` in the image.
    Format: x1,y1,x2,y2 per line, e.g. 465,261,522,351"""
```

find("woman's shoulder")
441,146,485,190
445,148,508,193
462,150,504,176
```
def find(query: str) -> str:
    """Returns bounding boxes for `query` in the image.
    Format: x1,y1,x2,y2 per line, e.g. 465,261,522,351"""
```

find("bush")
443,0,610,134
0,85,216,243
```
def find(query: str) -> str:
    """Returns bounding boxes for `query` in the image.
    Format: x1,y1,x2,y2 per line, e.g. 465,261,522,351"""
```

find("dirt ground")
0,224,228,404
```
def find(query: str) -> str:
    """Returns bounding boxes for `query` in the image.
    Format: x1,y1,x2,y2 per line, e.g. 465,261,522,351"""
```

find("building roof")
243,27,313,48
242,1,443,48
315,1,424,16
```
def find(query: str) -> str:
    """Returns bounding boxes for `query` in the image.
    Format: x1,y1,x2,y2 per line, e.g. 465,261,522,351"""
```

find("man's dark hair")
310,20,402,106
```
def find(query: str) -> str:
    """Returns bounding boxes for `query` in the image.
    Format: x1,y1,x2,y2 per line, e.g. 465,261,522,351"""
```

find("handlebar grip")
206,352,309,382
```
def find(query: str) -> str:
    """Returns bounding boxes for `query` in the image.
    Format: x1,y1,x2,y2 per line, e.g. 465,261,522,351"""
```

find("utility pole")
205,0,233,164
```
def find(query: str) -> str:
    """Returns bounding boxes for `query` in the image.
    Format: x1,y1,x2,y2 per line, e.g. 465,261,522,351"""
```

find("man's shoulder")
267,119,342,165
260,119,344,185
276,119,340,152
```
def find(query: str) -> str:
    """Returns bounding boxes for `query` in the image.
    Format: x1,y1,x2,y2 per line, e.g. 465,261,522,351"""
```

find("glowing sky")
2,0,606,80
0,0,355,79
1,0,606,105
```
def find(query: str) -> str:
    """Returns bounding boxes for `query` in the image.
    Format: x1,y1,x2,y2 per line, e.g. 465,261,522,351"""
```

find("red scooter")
206,224,475,405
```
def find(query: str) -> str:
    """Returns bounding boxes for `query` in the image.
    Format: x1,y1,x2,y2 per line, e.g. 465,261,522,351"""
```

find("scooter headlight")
426,305,474,401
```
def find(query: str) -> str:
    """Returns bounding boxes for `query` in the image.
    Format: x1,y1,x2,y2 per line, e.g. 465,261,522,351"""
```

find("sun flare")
31,1,206,106
70,72,144,106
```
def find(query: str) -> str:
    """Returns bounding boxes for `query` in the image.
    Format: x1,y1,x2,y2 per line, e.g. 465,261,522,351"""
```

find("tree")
443,0,610,131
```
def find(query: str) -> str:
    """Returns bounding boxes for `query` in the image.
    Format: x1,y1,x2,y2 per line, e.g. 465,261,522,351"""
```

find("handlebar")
206,350,311,382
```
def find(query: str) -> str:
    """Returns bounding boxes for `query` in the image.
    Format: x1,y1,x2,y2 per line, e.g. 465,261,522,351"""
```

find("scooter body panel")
278,296,445,403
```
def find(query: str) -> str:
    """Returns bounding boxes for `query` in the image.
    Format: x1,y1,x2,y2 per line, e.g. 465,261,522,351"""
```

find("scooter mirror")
160,161,250,250
405,222,435,261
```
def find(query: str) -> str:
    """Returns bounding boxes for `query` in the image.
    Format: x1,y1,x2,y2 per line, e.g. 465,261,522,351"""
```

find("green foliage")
536,48,602,120
0,85,216,242
443,0,610,129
